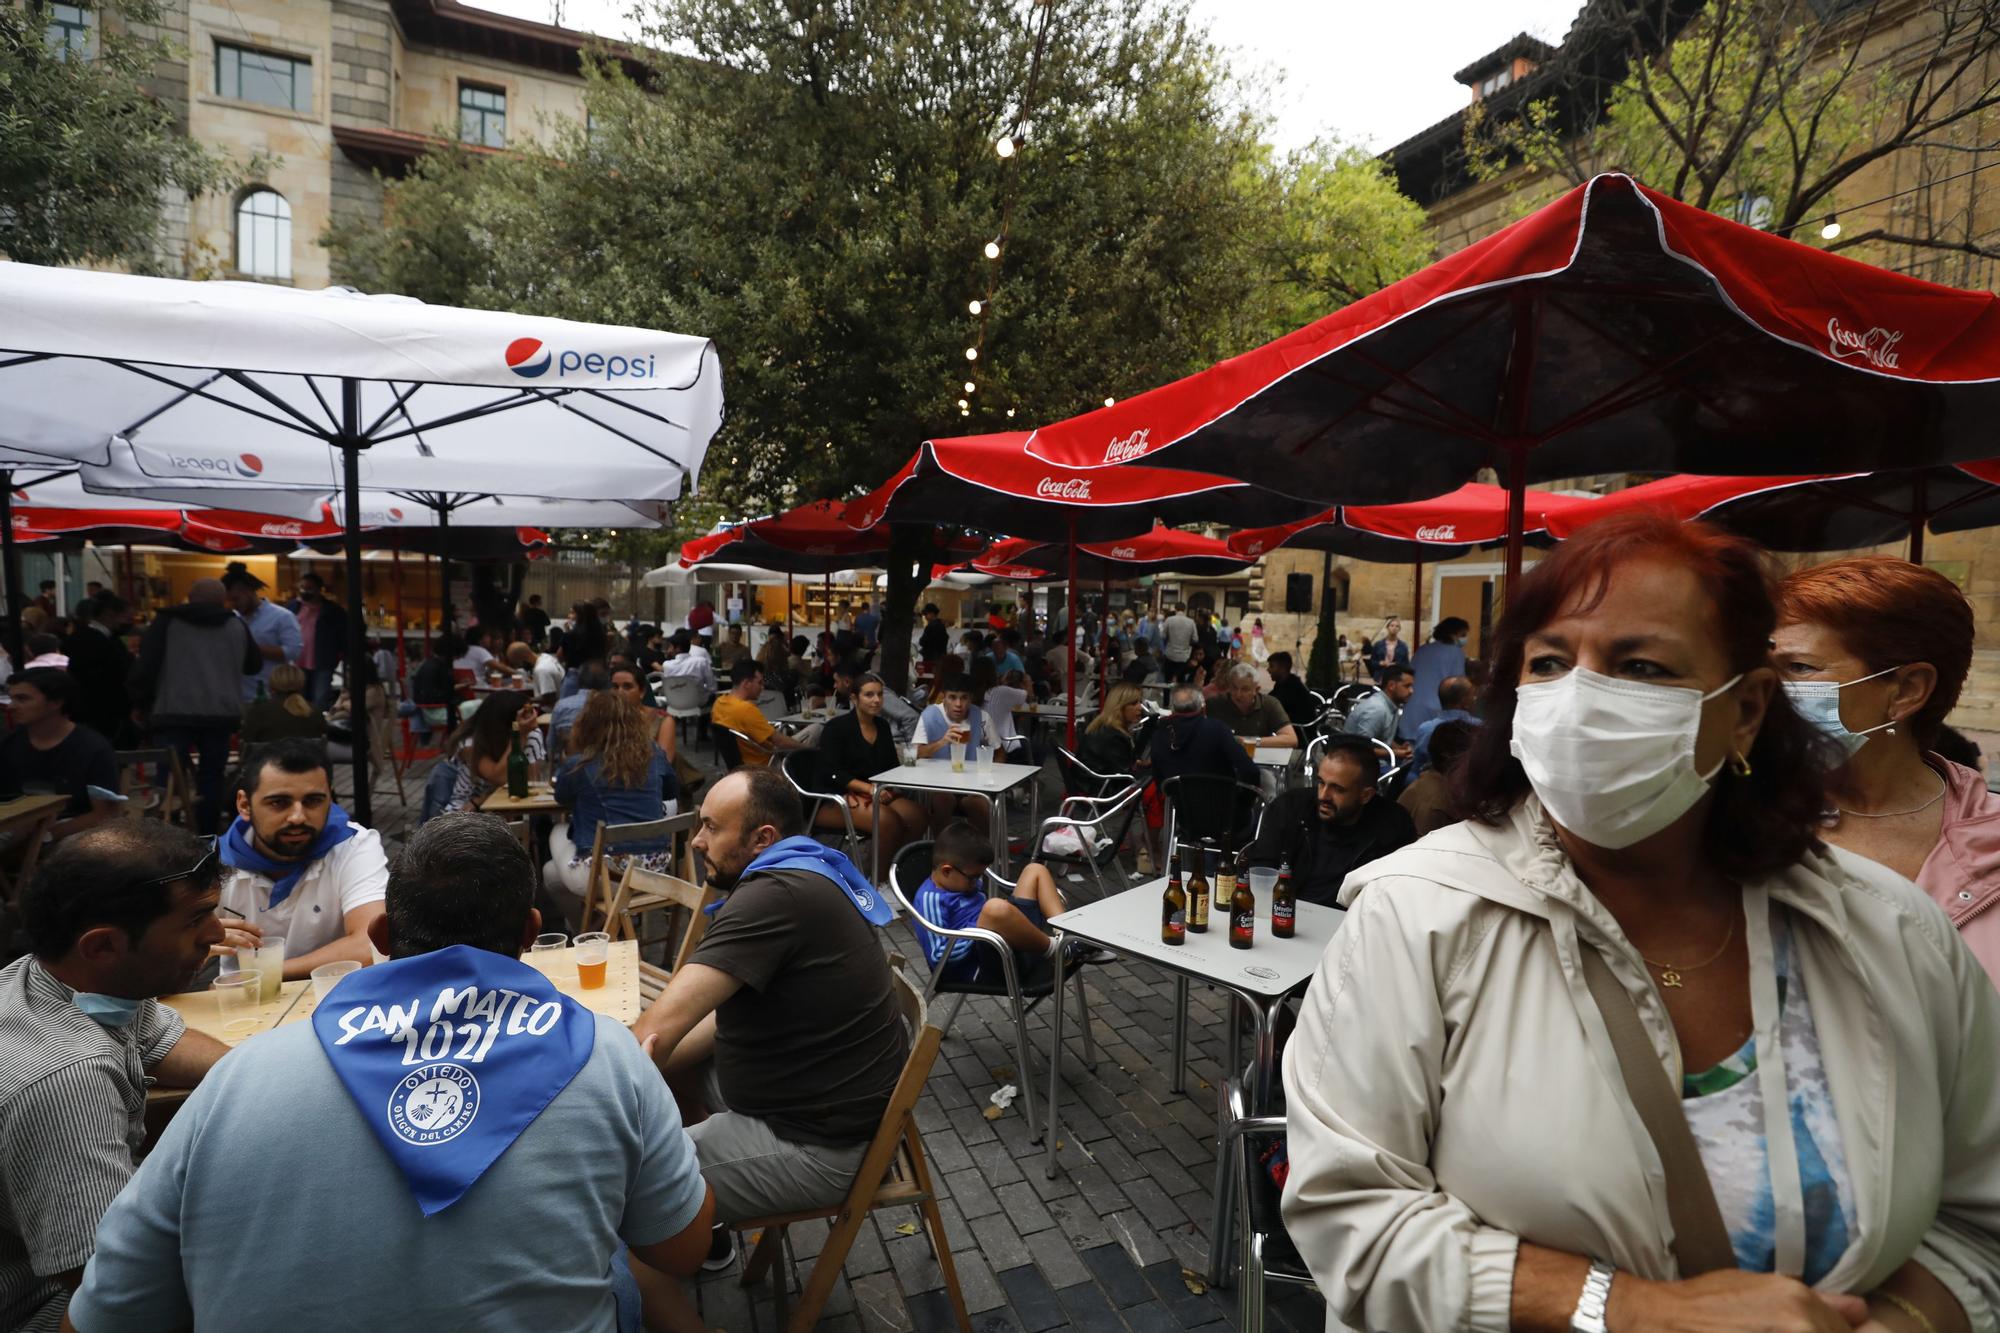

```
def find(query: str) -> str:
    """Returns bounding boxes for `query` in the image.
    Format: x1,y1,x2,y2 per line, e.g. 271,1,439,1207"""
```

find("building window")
459,84,507,148
216,42,312,113
235,189,292,280
43,4,92,59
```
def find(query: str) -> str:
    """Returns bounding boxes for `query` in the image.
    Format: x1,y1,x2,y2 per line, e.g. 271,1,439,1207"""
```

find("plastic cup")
237,936,286,1004
1247,867,1279,897
574,931,610,991
212,971,263,1037
950,741,967,772
976,745,993,771
310,961,361,1004
898,743,917,768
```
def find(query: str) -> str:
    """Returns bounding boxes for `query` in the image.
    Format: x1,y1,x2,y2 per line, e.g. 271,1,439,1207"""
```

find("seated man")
1343,664,1413,761
213,738,387,980
1150,683,1258,793
1264,651,1317,728
632,769,908,1318
66,814,714,1332
1399,718,1476,838
1250,735,1416,907
2,823,229,1333
1205,663,1300,748
710,661,807,768
910,821,1100,982
0,668,120,843
914,673,990,823
1408,675,1480,778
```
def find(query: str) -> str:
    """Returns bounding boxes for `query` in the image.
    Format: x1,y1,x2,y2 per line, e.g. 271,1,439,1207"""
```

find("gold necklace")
1641,917,1736,989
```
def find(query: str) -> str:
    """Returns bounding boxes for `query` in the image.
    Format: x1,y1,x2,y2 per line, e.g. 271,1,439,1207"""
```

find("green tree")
328,0,1432,685
1,0,247,268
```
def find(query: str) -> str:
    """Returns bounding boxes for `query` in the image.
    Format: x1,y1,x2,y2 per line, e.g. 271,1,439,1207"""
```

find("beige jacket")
1280,799,2000,1333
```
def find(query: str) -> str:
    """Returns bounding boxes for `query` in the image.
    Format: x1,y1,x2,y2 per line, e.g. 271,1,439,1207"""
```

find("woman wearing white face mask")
1774,556,2000,989
1280,513,2000,1333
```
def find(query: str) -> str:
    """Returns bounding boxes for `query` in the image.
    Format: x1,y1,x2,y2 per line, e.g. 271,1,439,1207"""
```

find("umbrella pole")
785,574,793,643
438,503,452,632
1100,574,1111,698
1066,519,1078,750
338,382,371,826
123,542,135,605
823,573,831,641
1502,442,1528,595
1910,472,1928,564
392,538,406,698
1413,555,1424,630
0,472,19,664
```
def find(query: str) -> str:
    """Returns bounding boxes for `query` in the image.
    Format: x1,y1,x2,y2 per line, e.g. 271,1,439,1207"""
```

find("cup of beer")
950,741,967,772
237,935,286,1004
212,971,262,1037
575,932,611,990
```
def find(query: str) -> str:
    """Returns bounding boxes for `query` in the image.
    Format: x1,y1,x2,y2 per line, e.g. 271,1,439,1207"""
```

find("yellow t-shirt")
711,693,776,766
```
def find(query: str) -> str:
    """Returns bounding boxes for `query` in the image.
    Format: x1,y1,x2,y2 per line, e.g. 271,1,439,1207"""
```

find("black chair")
1161,773,1265,856
781,748,864,863
888,839,1097,1132
712,727,745,772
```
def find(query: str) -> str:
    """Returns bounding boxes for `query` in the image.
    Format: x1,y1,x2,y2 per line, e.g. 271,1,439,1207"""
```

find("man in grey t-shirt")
0,823,229,1333
68,815,714,1333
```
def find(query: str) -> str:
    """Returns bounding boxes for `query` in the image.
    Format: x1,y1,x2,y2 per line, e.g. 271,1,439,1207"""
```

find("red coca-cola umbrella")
1017,173,2000,583
1544,468,2000,561
980,524,1248,580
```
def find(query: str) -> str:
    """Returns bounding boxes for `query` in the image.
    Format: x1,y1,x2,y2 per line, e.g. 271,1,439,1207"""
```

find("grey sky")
464,0,1584,152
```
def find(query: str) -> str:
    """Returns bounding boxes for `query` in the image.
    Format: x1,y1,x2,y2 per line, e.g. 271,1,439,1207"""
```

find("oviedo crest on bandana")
311,945,595,1215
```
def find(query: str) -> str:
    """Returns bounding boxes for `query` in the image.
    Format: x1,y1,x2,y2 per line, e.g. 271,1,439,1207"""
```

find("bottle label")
1273,901,1296,929
1231,910,1254,944
1163,910,1186,941
1189,889,1209,927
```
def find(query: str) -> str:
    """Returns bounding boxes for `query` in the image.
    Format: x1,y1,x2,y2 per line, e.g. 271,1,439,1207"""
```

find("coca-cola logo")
1102,429,1150,464
1415,524,1458,541
1826,317,1904,370
1109,546,1138,558
259,522,303,537
1241,540,1267,556
1035,477,1093,500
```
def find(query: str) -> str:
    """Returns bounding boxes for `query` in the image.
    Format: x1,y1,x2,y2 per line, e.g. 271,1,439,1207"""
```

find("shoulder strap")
1577,947,1738,1276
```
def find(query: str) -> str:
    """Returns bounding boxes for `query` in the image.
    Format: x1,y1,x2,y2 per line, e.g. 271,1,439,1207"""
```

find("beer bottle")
1162,849,1187,946
1186,841,1211,933
1229,849,1256,949
1271,855,1297,939
506,727,530,799
1212,840,1237,938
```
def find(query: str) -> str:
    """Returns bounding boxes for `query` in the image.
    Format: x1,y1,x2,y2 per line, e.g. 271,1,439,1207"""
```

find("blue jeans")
303,665,340,712
154,723,234,835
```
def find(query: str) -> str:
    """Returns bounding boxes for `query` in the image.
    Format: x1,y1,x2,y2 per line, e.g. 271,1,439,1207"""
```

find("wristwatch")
1570,1260,1615,1333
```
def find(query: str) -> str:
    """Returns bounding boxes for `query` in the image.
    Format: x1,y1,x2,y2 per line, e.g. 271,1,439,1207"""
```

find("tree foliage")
326,0,1433,681
0,0,247,268
1465,0,2000,261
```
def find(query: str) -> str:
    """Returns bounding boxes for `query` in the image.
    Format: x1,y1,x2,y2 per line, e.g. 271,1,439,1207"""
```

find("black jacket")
815,708,897,793
1268,674,1317,727
1248,788,1416,907
63,622,134,744
1150,714,1257,791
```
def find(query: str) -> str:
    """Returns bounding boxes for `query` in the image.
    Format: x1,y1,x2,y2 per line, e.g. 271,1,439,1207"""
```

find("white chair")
656,674,709,732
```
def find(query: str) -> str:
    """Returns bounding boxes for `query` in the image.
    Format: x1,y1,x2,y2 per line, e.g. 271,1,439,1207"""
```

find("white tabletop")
1252,745,1297,768
870,761,1042,795
1015,703,1095,718
1049,877,1342,999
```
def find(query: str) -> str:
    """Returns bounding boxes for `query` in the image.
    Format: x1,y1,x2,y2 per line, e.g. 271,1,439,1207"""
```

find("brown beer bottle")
1272,855,1297,939
1229,850,1256,949
1186,841,1211,933
1211,840,1236,938
1162,849,1187,945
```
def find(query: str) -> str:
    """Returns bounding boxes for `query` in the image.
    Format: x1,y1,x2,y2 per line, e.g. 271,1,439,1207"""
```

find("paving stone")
945,1241,1010,1313
1055,1279,1126,1332
996,1179,1057,1234
1102,1209,1176,1268
1120,1299,1184,1333
998,1264,1068,1333
1048,1194,1114,1248
1136,1148,1207,1197
1140,1258,1217,1327
925,1124,976,1175
844,1215,894,1276
948,1166,1004,1218
890,1231,947,1294
970,1309,1028,1333
969,1135,1028,1187
1026,1226,1095,1288
1082,1242,1156,1308
850,1270,916,1331
937,1196,979,1255
971,1210,1036,1272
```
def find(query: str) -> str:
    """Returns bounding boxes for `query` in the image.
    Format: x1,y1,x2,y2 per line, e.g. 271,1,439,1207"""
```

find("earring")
1729,751,1752,778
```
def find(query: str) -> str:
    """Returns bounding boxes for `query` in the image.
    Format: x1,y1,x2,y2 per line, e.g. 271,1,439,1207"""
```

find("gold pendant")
1659,969,1683,988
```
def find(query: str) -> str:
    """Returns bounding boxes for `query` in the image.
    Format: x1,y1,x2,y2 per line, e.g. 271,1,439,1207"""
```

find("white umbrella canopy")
0,262,723,824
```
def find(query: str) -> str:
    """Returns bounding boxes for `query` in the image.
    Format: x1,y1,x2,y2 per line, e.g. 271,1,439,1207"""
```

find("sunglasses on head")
133,835,220,891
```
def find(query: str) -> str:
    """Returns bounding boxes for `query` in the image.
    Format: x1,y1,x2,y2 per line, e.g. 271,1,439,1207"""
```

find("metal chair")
780,748,863,864
715,725,774,772
1161,774,1265,859
657,674,709,735
888,840,1097,1132
755,690,790,725
1030,781,1147,903
1212,1075,1317,1318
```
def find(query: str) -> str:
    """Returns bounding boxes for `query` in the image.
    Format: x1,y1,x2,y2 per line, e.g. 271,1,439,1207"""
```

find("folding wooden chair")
575,812,690,938
114,748,196,827
599,817,708,955
733,967,970,1332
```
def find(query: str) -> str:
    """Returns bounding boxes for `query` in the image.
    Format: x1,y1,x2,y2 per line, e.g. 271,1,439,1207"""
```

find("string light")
1820,215,1842,240
958,398,970,409
1006,408,1016,418
965,347,979,361
1103,397,1115,407
996,135,1016,158
968,299,982,315
963,381,976,393
983,240,1001,260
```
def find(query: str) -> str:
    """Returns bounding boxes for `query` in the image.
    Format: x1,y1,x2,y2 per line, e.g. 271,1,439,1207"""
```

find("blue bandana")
710,835,895,926
222,804,360,908
311,945,595,1216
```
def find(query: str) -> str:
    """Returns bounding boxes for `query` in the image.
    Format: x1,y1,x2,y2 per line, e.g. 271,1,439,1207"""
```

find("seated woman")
240,664,328,744
1777,555,2000,989
812,672,925,858
426,688,544,818
545,689,678,905
1075,682,1147,788
608,664,679,764
1281,512,2000,1331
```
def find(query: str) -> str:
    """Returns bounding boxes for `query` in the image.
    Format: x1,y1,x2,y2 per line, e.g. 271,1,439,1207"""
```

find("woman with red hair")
1775,556,2000,988
1280,513,2000,1332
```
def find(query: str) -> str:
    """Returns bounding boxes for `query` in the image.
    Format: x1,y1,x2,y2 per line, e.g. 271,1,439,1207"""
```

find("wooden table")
0,794,67,902
163,978,315,1048
477,781,565,817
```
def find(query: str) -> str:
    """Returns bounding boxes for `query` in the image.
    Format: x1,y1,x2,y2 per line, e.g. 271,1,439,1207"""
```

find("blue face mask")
1783,666,1901,757
73,993,143,1027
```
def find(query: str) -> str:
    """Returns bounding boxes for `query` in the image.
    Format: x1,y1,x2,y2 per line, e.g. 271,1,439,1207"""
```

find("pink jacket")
1917,756,2000,990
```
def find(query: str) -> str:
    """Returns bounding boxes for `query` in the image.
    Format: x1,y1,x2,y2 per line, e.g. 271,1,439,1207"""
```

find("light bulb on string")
965,347,979,361
957,398,969,410
964,381,976,393
983,240,1001,260
1104,397,1116,407
996,135,1016,159
1006,408,1016,418
1820,215,1842,241
968,299,982,315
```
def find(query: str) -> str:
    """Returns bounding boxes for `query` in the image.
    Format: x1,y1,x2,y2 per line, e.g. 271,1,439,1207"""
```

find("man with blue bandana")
0,822,229,1333
212,738,387,981
66,814,715,1333
631,767,908,1322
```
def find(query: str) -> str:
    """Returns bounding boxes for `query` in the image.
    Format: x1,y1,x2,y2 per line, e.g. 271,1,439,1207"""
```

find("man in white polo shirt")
210,738,387,980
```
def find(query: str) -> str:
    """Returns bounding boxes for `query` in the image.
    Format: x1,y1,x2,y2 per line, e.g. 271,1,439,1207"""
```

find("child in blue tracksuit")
910,821,1095,983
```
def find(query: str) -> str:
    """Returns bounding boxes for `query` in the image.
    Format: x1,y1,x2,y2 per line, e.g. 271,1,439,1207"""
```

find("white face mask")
1781,666,1900,758
1510,667,1743,850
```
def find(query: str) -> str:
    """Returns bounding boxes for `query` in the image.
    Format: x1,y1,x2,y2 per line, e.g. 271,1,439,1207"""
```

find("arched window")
235,189,291,280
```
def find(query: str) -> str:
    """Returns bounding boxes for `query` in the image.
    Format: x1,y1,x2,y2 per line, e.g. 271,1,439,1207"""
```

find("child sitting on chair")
911,820,1104,982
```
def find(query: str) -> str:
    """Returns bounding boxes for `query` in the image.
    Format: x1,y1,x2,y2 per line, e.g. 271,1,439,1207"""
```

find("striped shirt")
911,878,982,966
0,956,184,1333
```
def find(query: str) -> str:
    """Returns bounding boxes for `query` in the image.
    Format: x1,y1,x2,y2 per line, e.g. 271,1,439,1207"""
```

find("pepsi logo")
235,453,263,478
388,507,404,522
506,338,552,379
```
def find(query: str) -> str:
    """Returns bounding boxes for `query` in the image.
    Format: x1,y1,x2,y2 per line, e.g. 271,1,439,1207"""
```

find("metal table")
1042,880,1343,1280
867,759,1042,881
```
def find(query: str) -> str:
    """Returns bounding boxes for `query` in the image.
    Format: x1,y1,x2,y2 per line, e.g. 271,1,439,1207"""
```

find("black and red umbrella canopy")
1016,174,2000,505
978,525,1249,580
1227,483,1595,563
684,498,985,575
846,433,1322,544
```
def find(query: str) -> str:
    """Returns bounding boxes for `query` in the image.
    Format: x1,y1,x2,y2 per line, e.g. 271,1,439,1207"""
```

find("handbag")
1578,946,1739,1276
